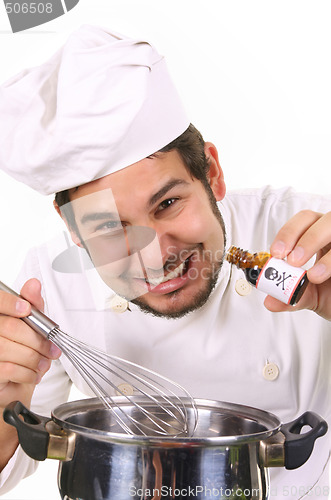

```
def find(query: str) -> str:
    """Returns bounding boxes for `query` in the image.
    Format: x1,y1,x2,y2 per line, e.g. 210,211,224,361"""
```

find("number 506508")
5,2,53,14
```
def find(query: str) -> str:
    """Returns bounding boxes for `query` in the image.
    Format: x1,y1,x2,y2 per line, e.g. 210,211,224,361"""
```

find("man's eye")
95,221,122,233
157,198,178,212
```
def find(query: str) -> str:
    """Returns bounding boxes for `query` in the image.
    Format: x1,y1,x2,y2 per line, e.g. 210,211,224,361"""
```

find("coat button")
263,362,279,381
116,383,134,396
235,278,252,296
109,295,129,313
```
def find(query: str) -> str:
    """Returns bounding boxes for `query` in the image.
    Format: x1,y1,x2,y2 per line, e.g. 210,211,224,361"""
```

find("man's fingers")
287,212,331,266
20,278,44,312
307,249,331,284
270,211,331,280
270,210,322,260
0,362,43,386
0,278,44,319
0,291,30,318
263,282,317,313
0,316,58,357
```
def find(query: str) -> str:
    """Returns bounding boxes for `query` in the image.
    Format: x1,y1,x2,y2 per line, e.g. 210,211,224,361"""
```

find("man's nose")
131,223,176,272
138,232,164,272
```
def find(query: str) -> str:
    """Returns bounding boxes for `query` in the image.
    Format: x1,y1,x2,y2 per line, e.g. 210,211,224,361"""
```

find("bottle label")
256,257,306,304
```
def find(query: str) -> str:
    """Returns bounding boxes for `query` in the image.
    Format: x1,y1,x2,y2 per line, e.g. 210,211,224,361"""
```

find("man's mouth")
123,246,208,297
146,258,190,286
144,256,192,295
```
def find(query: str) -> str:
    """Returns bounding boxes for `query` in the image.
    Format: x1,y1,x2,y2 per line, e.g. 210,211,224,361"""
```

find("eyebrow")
148,178,190,208
80,211,120,225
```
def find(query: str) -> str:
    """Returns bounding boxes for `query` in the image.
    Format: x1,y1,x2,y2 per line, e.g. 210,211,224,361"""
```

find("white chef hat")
0,25,189,195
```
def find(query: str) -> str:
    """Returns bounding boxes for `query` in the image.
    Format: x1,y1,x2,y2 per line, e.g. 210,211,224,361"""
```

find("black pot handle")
3,401,51,461
281,411,328,470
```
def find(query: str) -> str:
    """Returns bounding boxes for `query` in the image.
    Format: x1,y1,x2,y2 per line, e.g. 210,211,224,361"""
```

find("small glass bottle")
226,246,309,305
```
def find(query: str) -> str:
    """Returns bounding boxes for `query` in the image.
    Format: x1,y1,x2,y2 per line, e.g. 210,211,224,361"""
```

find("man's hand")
266,210,331,320
0,278,61,471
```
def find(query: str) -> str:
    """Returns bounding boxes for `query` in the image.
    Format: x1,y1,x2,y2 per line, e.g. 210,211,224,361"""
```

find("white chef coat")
1,186,330,499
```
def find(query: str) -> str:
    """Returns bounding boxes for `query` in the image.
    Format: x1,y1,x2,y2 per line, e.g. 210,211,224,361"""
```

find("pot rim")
51,397,282,447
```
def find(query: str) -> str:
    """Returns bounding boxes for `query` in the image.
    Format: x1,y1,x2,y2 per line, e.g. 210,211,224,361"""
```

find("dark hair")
55,123,211,228
157,123,210,184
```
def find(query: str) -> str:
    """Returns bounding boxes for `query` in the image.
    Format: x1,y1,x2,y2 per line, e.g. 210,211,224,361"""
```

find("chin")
132,272,221,320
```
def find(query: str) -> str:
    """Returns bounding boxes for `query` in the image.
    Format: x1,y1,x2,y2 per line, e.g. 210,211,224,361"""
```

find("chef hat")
0,25,189,195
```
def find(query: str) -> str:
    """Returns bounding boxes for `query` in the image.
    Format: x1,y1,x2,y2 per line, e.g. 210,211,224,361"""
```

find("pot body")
4,398,327,500
55,399,278,500
59,437,268,499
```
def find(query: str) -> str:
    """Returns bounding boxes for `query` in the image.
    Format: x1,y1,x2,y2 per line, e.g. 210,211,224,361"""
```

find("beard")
131,257,223,319
131,193,227,320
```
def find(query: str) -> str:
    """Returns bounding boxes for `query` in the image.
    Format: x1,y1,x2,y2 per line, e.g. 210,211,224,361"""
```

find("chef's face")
62,143,226,318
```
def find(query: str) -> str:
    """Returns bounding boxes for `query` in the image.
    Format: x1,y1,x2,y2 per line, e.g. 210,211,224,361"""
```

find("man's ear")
204,142,226,201
53,200,84,248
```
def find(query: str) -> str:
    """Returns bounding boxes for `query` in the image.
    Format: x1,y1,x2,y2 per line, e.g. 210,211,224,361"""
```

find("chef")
0,25,330,499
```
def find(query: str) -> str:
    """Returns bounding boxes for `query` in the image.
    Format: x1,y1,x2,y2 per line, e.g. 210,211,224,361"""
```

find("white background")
0,1,330,499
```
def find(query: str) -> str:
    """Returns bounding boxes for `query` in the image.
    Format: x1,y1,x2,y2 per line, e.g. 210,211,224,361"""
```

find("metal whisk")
0,281,198,437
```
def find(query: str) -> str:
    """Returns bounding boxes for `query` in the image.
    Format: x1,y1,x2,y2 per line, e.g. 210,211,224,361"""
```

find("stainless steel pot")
4,398,327,500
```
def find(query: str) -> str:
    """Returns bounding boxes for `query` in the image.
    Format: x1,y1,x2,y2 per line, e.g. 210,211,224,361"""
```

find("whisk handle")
0,280,59,339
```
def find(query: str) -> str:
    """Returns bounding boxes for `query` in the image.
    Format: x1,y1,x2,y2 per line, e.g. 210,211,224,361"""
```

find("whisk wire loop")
48,329,197,436
54,339,135,434
58,336,184,435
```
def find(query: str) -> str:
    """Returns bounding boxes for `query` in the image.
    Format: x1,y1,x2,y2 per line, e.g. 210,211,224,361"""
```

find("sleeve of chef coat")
0,247,72,495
